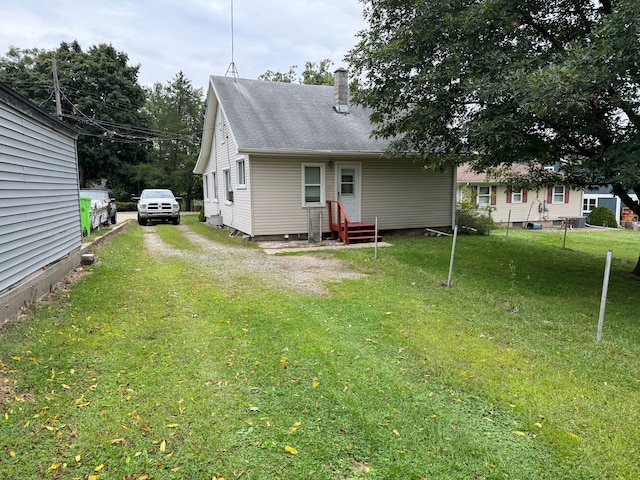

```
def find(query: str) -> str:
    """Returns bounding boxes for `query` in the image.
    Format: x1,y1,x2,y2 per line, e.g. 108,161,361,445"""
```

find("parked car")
80,189,117,227
132,189,181,225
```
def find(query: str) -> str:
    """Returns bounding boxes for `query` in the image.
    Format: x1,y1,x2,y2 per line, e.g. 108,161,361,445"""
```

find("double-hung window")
477,186,491,207
223,169,233,203
552,185,565,204
511,188,523,203
203,174,210,201
583,198,596,214
302,164,324,206
237,159,246,189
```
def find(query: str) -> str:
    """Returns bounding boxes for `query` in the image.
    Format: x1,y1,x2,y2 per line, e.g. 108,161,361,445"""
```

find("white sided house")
457,164,584,227
194,69,456,242
0,82,81,324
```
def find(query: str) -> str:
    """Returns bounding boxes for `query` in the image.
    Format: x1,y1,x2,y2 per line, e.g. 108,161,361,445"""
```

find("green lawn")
1,219,639,479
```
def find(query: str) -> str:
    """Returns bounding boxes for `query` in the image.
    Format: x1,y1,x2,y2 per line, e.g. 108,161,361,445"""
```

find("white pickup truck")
132,189,181,226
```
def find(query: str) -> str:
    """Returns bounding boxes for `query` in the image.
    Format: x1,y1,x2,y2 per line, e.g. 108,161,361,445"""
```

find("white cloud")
0,0,365,89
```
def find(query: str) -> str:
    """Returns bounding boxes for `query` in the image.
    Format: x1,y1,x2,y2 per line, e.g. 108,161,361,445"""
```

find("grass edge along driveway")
1,219,639,479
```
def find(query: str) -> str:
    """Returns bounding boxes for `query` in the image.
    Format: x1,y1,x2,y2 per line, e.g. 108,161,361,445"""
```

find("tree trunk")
633,256,640,276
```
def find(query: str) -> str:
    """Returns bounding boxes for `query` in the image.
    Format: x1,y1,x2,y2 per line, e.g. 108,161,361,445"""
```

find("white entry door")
336,163,361,223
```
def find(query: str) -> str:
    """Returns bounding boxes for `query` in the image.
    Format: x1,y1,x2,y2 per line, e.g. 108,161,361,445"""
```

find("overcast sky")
0,0,366,91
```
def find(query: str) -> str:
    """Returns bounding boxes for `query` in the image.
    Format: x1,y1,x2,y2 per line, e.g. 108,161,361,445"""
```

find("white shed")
0,82,81,323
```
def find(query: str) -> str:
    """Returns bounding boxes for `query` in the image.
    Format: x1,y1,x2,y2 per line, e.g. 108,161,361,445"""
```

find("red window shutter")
547,188,553,204
522,189,528,203
506,190,512,203
491,186,497,205
564,189,570,203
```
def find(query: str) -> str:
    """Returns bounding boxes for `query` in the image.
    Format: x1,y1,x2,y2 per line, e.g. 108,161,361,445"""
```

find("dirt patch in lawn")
142,225,366,296
0,376,34,405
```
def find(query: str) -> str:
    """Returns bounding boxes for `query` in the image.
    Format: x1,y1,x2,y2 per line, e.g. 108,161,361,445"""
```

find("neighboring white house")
0,82,81,323
582,187,639,226
194,69,456,241
457,164,583,226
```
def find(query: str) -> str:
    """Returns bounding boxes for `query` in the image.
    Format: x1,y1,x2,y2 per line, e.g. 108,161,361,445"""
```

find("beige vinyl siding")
226,155,251,234
491,186,582,223
251,156,329,236
480,186,583,224
202,107,226,219
201,107,253,234
492,187,539,223
250,155,453,237
362,157,453,229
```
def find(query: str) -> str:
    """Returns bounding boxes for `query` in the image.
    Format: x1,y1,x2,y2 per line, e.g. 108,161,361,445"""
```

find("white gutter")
237,148,386,157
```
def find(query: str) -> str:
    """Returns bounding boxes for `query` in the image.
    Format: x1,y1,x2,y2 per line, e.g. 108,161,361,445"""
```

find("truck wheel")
172,215,180,225
137,214,147,226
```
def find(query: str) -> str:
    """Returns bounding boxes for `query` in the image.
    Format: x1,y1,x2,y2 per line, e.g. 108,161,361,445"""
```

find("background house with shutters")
0,82,81,324
457,164,583,227
194,69,456,241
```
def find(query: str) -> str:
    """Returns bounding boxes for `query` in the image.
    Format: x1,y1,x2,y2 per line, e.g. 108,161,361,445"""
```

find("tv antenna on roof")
225,0,239,78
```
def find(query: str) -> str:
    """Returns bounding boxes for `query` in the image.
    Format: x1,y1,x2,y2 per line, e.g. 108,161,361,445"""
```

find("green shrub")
116,201,138,212
456,208,495,235
587,206,618,228
198,208,206,222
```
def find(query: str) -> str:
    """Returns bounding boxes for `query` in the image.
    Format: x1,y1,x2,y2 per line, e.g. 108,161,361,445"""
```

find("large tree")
259,59,335,85
347,0,640,215
0,41,150,196
142,72,204,208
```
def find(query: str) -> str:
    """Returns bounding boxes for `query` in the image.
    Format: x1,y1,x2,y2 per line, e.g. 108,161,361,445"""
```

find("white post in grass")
506,210,511,238
374,216,378,260
447,224,459,288
597,249,612,342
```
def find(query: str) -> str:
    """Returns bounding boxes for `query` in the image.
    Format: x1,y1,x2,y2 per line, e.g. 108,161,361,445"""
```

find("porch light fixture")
328,160,334,169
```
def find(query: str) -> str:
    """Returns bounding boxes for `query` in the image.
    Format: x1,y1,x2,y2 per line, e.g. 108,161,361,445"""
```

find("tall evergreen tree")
143,72,204,208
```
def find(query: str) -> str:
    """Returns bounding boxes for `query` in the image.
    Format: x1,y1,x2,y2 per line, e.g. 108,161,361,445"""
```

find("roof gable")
206,76,389,155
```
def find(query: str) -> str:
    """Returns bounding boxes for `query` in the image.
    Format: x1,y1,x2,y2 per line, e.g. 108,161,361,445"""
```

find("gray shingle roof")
210,75,390,155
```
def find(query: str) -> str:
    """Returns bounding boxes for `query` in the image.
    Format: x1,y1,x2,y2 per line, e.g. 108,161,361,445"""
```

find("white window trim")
511,188,523,204
212,171,218,202
223,169,233,204
477,186,491,207
203,174,210,202
236,158,247,189
583,197,596,215
302,163,325,207
552,185,565,204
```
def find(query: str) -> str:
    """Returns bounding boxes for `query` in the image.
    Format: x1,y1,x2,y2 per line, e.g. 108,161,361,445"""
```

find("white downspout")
451,164,458,228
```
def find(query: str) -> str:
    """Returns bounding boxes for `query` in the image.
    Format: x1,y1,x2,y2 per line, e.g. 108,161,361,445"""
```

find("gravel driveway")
142,224,367,296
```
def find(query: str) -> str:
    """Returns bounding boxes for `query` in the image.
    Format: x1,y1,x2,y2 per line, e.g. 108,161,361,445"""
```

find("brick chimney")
334,68,349,114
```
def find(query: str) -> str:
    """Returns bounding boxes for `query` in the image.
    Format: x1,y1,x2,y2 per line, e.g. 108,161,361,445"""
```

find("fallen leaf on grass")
160,440,166,453
285,445,298,455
